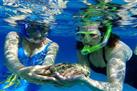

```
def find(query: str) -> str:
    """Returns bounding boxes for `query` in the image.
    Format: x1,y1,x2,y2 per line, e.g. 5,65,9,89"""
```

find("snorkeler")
55,20,137,91
76,21,133,91
53,1,137,90
4,21,59,88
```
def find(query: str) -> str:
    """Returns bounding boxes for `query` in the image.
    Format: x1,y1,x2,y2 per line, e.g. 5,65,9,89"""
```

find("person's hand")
18,65,57,84
53,72,86,87
55,72,86,81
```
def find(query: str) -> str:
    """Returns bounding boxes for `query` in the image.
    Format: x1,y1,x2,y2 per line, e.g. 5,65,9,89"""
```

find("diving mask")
23,23,49,43
76,22,112,55
76,31,100,42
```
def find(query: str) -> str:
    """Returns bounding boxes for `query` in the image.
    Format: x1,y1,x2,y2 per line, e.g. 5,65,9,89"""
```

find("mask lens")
89,34,98,38
39,26,49,37
76,31,99,42
25,24,48,39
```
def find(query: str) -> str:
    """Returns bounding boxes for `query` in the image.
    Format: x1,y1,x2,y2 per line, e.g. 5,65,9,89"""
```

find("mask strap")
81,21,112,55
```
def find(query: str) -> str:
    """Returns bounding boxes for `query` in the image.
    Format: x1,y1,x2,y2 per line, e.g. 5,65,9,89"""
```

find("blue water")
0,0,137,91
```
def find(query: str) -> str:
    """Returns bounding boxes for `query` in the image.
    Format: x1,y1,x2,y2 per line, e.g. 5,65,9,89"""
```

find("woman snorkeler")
4,20,59,90
52,1,137,91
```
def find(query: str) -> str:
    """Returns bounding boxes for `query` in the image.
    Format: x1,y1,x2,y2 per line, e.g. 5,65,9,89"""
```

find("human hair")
99,25,120,48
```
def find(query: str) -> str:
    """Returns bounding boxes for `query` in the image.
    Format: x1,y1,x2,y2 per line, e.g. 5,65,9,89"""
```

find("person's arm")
83,49,131,91
84,58,125,91
4,31,24,74
4,32,58,84
42,41,59,66
77,49,125,91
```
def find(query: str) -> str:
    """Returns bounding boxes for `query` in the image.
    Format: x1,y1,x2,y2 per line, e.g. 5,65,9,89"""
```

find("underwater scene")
0,0,137,91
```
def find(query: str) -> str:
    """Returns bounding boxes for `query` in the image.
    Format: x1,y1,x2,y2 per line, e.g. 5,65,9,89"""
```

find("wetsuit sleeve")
4,32,24,73
42,42,59,66
84,48,132,91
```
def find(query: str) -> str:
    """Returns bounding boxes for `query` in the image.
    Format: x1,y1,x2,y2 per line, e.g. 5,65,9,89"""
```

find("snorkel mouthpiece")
81,21,112,55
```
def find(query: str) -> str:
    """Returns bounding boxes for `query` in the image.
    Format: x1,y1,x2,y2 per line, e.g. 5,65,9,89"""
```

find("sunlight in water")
2,0,68,25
